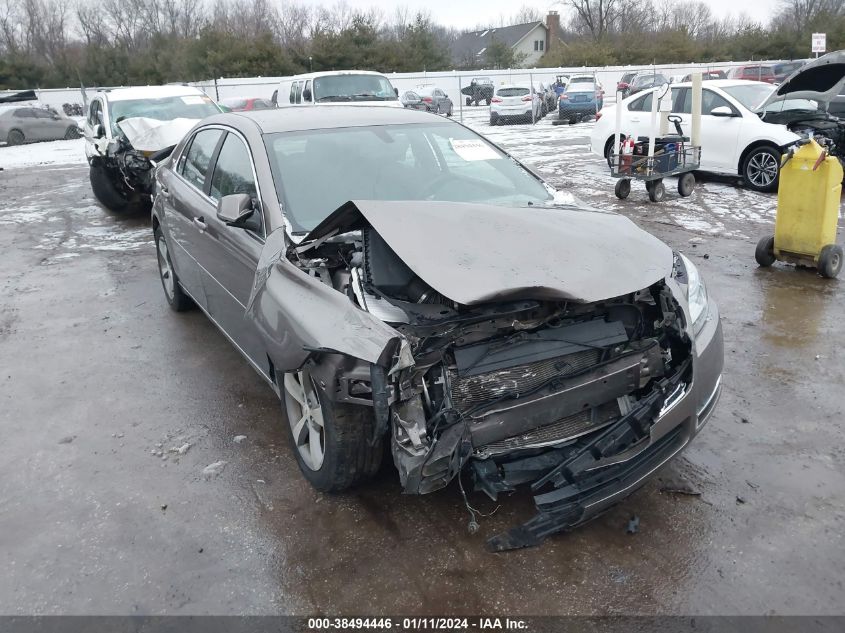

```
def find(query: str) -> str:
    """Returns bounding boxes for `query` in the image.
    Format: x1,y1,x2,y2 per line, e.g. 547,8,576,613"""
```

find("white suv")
83,85,220,212
489,84,542,125
272,71,401,108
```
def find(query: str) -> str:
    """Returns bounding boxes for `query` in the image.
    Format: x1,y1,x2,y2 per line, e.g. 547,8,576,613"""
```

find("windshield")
264,122,552,233
568,82,595,93
108,95,219,135
313,75,397,102
722,84,817,113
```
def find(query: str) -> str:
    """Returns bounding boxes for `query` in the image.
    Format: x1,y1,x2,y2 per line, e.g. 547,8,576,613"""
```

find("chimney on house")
546,10,560,54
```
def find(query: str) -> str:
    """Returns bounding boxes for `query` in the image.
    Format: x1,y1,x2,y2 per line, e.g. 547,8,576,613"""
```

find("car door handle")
158,184,170,199
193,216,207,231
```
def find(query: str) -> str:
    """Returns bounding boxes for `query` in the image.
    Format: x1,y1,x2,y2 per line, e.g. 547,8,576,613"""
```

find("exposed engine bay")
287,212,694,550
767,109,845,163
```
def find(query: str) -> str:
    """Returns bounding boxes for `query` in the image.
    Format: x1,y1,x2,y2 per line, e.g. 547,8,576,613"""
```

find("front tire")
743,145,781,193
154,226,194,311
282,369,383,493
7,129,24,145
89,163,133,212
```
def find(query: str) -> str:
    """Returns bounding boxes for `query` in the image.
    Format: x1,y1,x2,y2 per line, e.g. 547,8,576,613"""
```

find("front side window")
628,92,653,112
14,108,34,118
209,134,257,201
264,122,551,233
180,129,224,192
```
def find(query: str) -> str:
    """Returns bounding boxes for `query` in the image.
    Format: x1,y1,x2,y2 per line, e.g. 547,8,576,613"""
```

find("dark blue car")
558,81,601,124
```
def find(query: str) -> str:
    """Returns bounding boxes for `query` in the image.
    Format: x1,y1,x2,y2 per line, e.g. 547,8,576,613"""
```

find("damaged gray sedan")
151,107,723,550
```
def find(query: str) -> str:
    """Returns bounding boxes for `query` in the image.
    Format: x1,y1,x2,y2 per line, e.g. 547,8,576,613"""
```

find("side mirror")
93,123,105,138
710,106,734,117
302,89,312,101
394,87,399,96
217,193,254,226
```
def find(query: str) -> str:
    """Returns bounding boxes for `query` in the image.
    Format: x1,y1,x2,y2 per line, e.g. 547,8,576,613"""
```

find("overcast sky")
299,0,781,29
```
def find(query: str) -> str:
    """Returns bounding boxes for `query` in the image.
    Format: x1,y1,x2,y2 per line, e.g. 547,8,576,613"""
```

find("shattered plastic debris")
233,435,247,444
169,442,191,455
202,461,228,479
626,515,640,534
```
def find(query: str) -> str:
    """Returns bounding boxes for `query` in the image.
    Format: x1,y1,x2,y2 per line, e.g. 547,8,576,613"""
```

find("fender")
245,228,403,373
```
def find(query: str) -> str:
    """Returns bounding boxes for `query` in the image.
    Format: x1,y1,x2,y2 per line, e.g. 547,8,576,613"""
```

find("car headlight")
678,253,709,334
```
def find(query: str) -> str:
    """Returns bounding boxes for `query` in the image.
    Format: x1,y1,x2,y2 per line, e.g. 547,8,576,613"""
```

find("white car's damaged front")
83,86,221,211
246,113,724,550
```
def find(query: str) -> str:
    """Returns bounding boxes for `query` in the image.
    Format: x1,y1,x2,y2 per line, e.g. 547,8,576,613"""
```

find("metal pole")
530,71,535,124
214,77,219,101
458,74,463,123
691,73,702,148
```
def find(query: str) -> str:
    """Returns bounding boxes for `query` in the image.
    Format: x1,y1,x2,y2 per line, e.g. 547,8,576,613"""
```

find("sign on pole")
812,33,826,55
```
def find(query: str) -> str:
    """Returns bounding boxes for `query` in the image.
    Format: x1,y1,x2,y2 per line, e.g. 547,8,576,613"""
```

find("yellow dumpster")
755,138,844,278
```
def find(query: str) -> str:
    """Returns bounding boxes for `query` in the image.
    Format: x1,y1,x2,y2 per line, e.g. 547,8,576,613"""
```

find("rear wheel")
282,368,382,492
678,172,696,197
7,129,24,145
64,126,81,140
755,235,776,267
743,145,781,193
154,226,194,311
818,244,844,278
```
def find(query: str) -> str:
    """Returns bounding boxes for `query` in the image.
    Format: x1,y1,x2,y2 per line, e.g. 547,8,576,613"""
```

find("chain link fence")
28,59,792,121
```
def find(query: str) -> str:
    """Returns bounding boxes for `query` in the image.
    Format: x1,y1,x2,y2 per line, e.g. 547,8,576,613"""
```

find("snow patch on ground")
0,138,86,169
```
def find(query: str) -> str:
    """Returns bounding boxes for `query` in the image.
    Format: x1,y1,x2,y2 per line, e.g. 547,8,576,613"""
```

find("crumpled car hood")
116,117,201,152
302,200,674,304
760,51,845,110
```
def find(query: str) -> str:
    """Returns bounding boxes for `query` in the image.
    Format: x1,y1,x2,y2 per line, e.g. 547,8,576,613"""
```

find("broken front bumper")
481,306,723,551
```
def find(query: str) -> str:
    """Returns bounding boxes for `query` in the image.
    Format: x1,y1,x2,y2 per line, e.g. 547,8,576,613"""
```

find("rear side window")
180,129,223,192
14,108,34,118
497,88,529,97
209,134,257,201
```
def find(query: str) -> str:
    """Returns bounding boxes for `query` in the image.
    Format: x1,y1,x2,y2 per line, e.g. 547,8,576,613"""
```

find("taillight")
559,94,569,100
522,95,532,102
491,97,502,103
422,97,433,103
596,112,602,120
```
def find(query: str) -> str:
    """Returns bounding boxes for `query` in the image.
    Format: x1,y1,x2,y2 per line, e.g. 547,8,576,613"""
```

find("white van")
271,70,402,108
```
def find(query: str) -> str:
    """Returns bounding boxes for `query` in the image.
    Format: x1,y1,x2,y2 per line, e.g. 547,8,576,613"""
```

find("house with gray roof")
450,11,561,69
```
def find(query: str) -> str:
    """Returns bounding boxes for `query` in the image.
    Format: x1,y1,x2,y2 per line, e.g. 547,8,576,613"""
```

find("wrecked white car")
83,86,221,212
151,107,724,550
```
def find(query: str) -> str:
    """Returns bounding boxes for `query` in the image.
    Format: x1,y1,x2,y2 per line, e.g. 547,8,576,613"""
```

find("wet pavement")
1,114,844,615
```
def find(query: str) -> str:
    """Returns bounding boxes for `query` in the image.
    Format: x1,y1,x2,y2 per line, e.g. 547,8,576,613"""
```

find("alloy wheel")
747,151,778,187
284,369,326,470
157,236,175,300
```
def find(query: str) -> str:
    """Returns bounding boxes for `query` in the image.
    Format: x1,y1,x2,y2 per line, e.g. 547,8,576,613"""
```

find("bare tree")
562,0,622,40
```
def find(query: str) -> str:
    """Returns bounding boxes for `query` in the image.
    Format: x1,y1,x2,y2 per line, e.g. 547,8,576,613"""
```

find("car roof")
213,106,449,134
98,85,209,102
282,70,390,81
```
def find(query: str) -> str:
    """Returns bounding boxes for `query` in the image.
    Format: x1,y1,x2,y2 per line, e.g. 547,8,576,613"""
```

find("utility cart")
608,78,703,203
